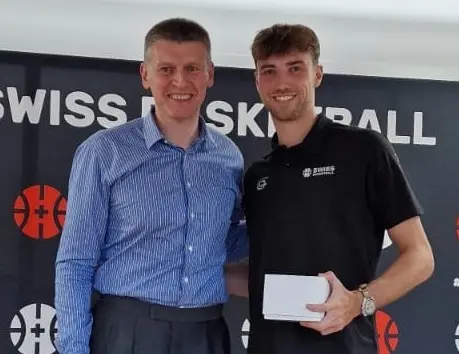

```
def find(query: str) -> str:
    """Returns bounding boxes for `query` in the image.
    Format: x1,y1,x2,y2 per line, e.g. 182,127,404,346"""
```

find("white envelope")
262,274,330,322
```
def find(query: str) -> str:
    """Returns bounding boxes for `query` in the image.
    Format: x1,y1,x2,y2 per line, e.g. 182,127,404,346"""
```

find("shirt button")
188,245,193,252
186,182,192,188
183,277,189,283
190,212,195,219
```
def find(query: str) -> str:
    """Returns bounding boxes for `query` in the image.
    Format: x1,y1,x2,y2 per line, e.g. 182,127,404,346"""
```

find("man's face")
140,39,214,121
255,50,323,122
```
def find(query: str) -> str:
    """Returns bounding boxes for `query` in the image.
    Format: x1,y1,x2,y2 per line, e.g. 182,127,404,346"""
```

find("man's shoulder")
325,117,379,138
77,117,144,153
72,117,146,173
84,117,143,145
324,117,390,152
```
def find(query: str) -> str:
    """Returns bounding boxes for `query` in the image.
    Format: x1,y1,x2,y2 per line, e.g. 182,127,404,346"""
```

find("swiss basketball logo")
376,310,399,354
13,185,66,240
9,303,58,354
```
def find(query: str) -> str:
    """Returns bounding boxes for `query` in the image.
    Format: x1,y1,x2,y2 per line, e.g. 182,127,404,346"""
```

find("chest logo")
302,165,336,178
256,176,269,191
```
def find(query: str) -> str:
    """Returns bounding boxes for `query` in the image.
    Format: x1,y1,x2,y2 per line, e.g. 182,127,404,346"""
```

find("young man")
55,18,248,354
243,24,434,354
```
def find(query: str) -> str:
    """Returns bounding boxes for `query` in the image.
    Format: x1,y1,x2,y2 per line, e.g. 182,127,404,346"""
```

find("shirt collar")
143,107,164,149
143,106,216,150
265,113,331,159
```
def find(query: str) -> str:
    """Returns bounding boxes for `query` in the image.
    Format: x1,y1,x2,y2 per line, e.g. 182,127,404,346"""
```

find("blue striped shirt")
54,110,248,354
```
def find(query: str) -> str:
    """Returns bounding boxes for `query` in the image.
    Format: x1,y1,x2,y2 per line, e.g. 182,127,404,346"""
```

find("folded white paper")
262,274,330,322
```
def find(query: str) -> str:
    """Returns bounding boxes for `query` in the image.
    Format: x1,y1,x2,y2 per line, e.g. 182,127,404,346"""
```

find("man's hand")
224,261,249,298
300,271,361,335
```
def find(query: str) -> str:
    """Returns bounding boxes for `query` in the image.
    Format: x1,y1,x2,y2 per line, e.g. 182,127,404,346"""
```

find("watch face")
364,299,376,315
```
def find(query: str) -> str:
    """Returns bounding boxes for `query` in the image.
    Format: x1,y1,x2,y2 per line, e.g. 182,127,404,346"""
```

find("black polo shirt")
243,113,422,354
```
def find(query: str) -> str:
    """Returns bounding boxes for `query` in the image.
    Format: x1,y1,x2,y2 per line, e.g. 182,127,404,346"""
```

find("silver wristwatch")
358,283,376,316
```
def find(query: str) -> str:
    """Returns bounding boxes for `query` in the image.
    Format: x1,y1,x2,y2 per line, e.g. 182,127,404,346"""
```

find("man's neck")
154,109,200,150
274,111,318,148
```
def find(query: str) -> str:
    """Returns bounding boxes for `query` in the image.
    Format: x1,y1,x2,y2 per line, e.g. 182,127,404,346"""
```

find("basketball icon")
456,216,459,239
9,303,58,354
376,310,399,354
382,230,392,250
241,318,250,349
13,185,67,240
454,323,459,351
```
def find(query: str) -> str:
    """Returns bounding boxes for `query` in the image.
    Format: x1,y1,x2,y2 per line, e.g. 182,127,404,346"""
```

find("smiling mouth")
272,95,296,101
168,94,193,100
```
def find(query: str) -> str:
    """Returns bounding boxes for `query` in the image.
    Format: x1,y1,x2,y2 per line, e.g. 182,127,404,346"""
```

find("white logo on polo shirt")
256,177,269,191
302,165,336,178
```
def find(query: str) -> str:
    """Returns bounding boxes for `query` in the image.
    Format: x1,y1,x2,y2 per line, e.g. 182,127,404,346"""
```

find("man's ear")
207,60,215,88
314,64,324,88
140,62,150,90
254,69,260,88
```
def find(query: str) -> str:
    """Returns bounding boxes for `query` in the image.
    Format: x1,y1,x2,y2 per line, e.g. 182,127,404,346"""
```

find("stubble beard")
268,99,306,123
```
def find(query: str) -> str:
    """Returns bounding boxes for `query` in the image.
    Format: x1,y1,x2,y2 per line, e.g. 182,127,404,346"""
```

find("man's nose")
172,70,187,87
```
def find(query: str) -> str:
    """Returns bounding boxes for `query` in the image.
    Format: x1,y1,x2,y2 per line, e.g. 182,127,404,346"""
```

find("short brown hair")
144,18,211,61
251,24,320,64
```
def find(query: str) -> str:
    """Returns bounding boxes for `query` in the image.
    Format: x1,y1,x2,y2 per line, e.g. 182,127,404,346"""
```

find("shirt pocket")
192,163,240,226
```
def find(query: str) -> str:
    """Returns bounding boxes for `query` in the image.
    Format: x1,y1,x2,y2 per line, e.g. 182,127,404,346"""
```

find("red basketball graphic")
456,216,459,239
376,310,399,354
13,185,67,239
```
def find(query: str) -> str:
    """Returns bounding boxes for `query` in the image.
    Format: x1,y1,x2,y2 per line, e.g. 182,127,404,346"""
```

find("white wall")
1,0,459,81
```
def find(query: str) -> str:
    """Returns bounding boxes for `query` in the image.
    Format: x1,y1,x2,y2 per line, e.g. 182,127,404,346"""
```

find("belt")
95,294,223,323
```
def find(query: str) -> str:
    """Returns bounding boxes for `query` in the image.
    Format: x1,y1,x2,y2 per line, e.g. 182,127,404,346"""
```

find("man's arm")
224,165,250,298
55,140,109,354
225,258,249,298
361,216,434,309
225,218,249,298
301,216,434,335
361,132,434,309
301,132,434,335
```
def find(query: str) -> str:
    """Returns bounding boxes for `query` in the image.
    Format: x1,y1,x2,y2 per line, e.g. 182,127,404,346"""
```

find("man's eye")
159,67,173,74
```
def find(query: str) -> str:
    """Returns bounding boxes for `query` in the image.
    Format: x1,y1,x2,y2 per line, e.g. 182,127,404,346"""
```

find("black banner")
1,50,458,354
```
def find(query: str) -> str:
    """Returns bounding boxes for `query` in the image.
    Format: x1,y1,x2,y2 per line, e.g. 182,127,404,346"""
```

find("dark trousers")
89,295,230,354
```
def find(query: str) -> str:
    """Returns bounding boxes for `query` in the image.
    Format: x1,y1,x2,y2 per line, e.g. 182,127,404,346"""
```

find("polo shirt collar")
266,113,331,159
143,106,216,150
